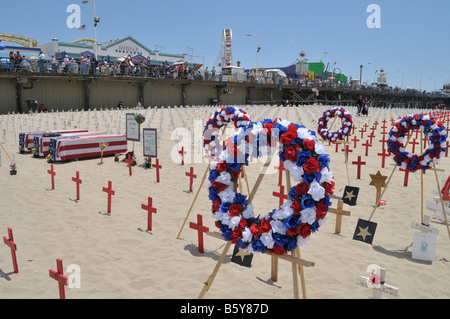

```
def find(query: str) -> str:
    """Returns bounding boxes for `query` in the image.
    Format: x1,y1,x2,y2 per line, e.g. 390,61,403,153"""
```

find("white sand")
0,105,449,299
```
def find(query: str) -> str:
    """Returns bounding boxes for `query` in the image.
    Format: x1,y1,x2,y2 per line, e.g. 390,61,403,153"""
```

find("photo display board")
126,113,140,141
143,128,158,158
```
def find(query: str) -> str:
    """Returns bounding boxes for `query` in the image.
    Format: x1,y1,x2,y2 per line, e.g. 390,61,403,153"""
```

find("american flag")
78,25,86,30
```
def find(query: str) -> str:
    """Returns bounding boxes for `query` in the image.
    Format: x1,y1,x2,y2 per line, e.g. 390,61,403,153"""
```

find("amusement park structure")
214,29,232,69
0,32,38,48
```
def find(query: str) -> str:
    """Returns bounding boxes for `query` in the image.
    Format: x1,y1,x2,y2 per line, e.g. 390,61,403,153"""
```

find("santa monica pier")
0,31,449,114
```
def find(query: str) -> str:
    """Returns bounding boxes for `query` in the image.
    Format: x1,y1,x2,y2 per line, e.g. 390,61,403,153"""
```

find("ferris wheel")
214,29,232,69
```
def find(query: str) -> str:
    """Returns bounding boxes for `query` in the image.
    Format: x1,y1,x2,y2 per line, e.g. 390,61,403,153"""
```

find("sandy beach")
0,104,449,299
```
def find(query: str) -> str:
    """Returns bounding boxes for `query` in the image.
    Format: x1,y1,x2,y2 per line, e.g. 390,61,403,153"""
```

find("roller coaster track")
72,39,95,45
0,32,38,48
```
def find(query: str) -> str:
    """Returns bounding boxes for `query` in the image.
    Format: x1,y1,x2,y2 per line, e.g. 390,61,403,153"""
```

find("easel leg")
291,250,300,299
433,167,450,239
198,241,232,299
271,255,278,282
296,247,307,299
420,132,424,223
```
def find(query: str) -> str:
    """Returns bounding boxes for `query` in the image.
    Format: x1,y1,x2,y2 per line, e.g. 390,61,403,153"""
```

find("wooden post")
420,131,424,223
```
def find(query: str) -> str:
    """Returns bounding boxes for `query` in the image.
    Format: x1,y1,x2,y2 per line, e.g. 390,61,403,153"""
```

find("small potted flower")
99,142,108,164
10,163,17,175
32,148,38,158
114,152,120,162
46,154,54,163
143,157,152,168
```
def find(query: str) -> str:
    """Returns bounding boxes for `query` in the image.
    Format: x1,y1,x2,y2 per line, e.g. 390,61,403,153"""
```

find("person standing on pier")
362,96,370,116
356,95,363,115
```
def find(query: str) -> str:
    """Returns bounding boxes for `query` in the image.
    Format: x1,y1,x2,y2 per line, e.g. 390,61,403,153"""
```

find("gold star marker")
345,190,356,201
356,226,372,241
235,248,251,262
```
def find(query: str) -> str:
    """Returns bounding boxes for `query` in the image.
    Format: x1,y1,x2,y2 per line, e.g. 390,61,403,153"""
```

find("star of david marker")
369,171,387,207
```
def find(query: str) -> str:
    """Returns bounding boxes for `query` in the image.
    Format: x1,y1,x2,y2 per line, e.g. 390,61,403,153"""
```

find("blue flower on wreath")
301,195,316,209
303,172,321,184
288,186,297,200
273,233,290,248
310,221,320,233
219,201,232,213
283,214,301,230
208,187,220,201
233,193,248,206
236,239,248,249
286,237,298,251
296,150,312,167
251,237,266,253
227,162,241,171
317,154,330,169
208,170,219,183
220,224,232,241
273,122,287,136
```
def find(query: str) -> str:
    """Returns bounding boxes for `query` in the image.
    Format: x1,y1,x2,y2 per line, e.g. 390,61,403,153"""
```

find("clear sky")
2,0,449,92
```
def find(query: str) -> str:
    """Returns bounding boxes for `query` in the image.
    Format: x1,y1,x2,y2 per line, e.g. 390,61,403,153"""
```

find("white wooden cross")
426,198,450,224
357,265,399,299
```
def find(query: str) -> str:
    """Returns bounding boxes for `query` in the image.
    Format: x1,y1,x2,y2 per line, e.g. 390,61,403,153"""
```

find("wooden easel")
367,129,450,239
198,154,314,299
176,125,251,239
321,115,351,186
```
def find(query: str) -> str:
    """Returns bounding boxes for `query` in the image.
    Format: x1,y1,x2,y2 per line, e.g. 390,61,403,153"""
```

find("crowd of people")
0,51,446,98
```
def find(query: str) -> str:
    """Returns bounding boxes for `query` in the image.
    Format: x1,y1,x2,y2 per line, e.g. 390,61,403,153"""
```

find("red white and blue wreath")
387,114,447,172
317,107,353,141
203,106,335,255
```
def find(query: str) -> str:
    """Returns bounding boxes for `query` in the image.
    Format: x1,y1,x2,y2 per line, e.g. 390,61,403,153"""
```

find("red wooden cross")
152,159,162,183
351,156,367,180
368,133,375,145
399,168,410,187
378,137,388,151
189,214,209,253
274,161,285,186
341,144,353,161
49,258,69,299
409,139,419,154
185,167,197,193
359,128,365,139
102,181,115,214
141,197,157,231
446,141,449,157
377,150,390,168
362,140,372,157
273,184,288,209
3,227,18,273
351,135,360,148
124,153,133,176
47,164,56,190
179,146,186,165
72,171,82,201
334,141,339,153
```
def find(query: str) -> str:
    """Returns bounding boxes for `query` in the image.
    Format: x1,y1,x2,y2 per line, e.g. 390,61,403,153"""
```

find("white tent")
264,69,287,77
